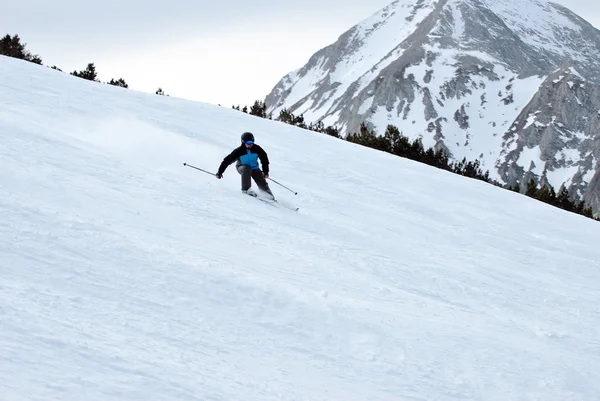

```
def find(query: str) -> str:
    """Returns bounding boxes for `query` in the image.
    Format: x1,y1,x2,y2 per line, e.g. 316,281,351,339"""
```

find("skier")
215,132,275,199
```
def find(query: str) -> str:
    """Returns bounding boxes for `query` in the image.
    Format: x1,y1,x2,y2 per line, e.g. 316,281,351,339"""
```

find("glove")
215,173,222,179
263,172,269,179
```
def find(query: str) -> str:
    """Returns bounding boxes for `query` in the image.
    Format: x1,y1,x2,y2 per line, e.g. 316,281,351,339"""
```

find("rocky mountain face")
265,0,600,215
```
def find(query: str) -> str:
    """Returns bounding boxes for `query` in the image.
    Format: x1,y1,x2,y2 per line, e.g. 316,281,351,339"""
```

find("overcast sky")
3,0,600,107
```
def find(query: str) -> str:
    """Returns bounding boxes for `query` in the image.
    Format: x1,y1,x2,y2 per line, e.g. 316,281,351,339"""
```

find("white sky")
3,0,600,107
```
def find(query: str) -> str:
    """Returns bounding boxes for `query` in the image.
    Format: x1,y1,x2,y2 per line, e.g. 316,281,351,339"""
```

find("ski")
271,199,299,212
243,191,299,211
274,200,299,212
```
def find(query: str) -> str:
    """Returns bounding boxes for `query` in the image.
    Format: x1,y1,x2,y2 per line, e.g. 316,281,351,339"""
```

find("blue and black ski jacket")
217,144,269,176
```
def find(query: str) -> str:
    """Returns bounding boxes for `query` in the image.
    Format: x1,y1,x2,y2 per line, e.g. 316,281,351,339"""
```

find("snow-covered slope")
2,56,600,400
265,0,600,215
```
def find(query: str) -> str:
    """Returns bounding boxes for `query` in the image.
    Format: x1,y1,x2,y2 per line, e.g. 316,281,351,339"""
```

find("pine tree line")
233,103,598,222
232,100,271,119
522,179,594,218
0,34,42,64
347,123,493,182
1,34,167,95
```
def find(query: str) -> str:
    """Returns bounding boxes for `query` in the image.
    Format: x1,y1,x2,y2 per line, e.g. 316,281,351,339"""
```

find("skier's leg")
237,165,252,191
251,169,274,199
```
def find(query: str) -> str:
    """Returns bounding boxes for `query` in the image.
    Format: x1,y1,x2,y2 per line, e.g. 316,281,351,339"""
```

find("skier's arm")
256,146,270,176
217,147,243,175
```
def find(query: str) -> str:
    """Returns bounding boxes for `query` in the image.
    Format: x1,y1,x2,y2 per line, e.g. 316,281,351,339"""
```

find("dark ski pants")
237,165,273,195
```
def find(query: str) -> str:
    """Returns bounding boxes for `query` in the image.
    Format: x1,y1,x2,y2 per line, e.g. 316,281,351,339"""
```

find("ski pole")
183,162,216,176
267,177,297,195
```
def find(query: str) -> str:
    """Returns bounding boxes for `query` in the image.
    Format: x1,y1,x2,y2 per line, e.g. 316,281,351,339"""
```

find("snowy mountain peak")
265,0,600,214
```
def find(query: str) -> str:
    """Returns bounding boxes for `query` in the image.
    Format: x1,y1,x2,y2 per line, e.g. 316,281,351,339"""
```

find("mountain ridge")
265,0,600,214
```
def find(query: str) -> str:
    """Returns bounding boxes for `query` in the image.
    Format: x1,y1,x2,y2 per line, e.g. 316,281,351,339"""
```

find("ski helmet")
241,132,255,144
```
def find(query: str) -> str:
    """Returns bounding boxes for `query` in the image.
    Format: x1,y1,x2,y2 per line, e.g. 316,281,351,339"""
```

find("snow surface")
516,145,544,175
2,56,600,401
523,113,538,129
450,0,466,41
483,0,589,59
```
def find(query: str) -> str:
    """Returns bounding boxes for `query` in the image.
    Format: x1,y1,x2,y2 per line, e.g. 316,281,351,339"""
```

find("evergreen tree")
462,159,479,178
457,159,489,181
0,34,23,59
409,138,425,161
309,120,325,133
323,125,340,138
423,147,436,166
0,34,42,64
556,187,574,211
275,108,309,129
292,113,307,129
525,178,538,198
386,126,412,158
30,54,42,64
481,169,490,182
452,158,465,175
536,184,557,205
108,78,128,88
574,200,585,215
156,87,167,95
434,149,451,170
249,100,267,118
278,108,294,124
71,63,98,81
347,123,376,147
242,105,248,113
384,125,402,155
582,205,594,218
347,123,388,152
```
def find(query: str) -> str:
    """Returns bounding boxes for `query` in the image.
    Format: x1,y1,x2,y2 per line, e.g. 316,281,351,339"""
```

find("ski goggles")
244,140,254,145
